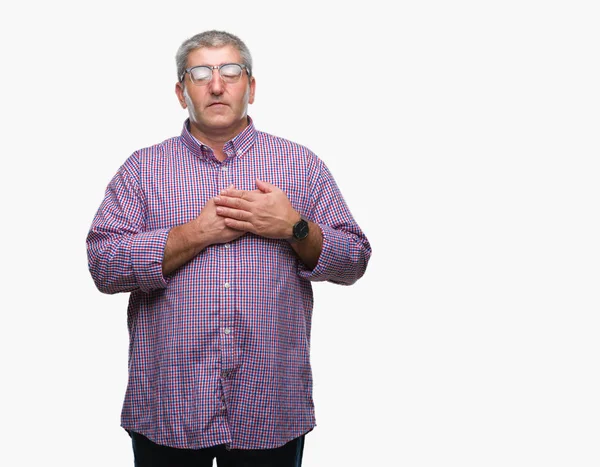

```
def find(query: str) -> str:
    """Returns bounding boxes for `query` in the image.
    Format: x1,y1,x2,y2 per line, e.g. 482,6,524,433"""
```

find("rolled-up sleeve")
87,153,170,294
297,158,371,285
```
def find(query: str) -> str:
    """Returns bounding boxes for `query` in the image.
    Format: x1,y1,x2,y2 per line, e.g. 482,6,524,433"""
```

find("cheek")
183,87,192,107
183,87,205,109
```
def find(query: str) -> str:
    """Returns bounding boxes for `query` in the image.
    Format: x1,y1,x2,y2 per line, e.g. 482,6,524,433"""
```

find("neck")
188,118,249,162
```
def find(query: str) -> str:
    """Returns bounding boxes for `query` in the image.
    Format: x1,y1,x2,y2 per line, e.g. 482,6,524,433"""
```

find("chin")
208,115,245,127
206,119,235,129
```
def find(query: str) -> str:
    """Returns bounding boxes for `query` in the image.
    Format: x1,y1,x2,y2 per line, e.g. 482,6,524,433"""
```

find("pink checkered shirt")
87,118,371,450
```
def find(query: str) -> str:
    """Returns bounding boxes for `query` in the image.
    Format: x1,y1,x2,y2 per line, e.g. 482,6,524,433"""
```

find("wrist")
289,216,309,242
178,221,208,254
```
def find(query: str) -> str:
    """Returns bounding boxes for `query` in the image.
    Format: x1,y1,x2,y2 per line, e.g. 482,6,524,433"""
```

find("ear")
248,76,256,105
175,82,187,109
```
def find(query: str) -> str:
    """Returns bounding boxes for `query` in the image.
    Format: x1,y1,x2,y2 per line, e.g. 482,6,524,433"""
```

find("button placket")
217,154,237,388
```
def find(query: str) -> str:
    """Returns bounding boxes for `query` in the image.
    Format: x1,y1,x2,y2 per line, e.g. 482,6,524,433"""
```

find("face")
175,45,255,141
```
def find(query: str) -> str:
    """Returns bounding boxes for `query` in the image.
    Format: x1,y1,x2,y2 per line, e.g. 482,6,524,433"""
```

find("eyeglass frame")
179,63,252,85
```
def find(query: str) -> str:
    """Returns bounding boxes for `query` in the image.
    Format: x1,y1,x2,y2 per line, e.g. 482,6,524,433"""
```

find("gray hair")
176,30,253,82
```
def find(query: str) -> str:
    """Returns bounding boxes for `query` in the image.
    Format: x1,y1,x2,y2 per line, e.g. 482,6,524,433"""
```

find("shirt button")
222,370,229,378
224,244,230,249
221,166,228,172
224,328,231,335
224,282,230,289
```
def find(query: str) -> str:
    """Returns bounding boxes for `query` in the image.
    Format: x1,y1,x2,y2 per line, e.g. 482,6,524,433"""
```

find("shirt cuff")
296,224,348,282
131,228,170,292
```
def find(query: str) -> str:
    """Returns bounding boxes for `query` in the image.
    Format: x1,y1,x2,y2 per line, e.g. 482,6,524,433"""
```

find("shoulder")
133,135,183,160
254,130,322,166
118,135,183,177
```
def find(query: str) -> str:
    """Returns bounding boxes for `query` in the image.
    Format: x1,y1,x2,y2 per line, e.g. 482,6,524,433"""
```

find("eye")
190,67,212,81
220,64,242,79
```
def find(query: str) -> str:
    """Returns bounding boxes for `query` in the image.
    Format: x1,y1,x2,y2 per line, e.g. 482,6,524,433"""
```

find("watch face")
293,219,309,240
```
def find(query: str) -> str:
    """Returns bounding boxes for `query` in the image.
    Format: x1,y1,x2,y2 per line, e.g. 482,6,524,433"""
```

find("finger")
214,195,251,210
215,206,252,221
223,218,255,233
255,179,276,193
219,187,249,198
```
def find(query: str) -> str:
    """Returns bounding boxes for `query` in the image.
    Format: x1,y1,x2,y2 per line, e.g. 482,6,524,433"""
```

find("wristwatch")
292,217,310,241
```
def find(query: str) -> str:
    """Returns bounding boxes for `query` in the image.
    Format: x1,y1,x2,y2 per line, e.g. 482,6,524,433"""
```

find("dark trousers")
129,431,305,467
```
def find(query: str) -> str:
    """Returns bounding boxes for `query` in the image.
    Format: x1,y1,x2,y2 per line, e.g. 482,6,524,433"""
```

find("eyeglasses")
181,63,250,86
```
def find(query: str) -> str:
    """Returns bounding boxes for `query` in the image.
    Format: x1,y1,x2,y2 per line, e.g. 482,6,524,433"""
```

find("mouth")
208,102,227,107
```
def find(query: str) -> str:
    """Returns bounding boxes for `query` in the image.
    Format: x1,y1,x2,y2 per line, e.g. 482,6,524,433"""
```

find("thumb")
255,179,275,193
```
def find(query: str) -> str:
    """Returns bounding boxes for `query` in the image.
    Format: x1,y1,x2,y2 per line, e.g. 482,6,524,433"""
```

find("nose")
208,72,224,96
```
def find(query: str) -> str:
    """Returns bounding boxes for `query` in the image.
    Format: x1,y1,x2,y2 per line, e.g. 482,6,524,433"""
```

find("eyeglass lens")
190,64,243,84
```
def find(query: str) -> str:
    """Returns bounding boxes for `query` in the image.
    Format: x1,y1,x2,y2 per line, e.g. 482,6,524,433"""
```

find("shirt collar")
180,117,257,160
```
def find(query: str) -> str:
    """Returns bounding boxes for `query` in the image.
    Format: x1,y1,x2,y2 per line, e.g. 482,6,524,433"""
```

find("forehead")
187,45,242,67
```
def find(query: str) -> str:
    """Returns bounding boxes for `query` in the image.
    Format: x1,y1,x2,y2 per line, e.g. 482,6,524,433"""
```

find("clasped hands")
212,179,299,241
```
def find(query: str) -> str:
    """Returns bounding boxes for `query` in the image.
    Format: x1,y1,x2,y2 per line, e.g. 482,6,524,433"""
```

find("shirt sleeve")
297,157,372,285
86,153,170,294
